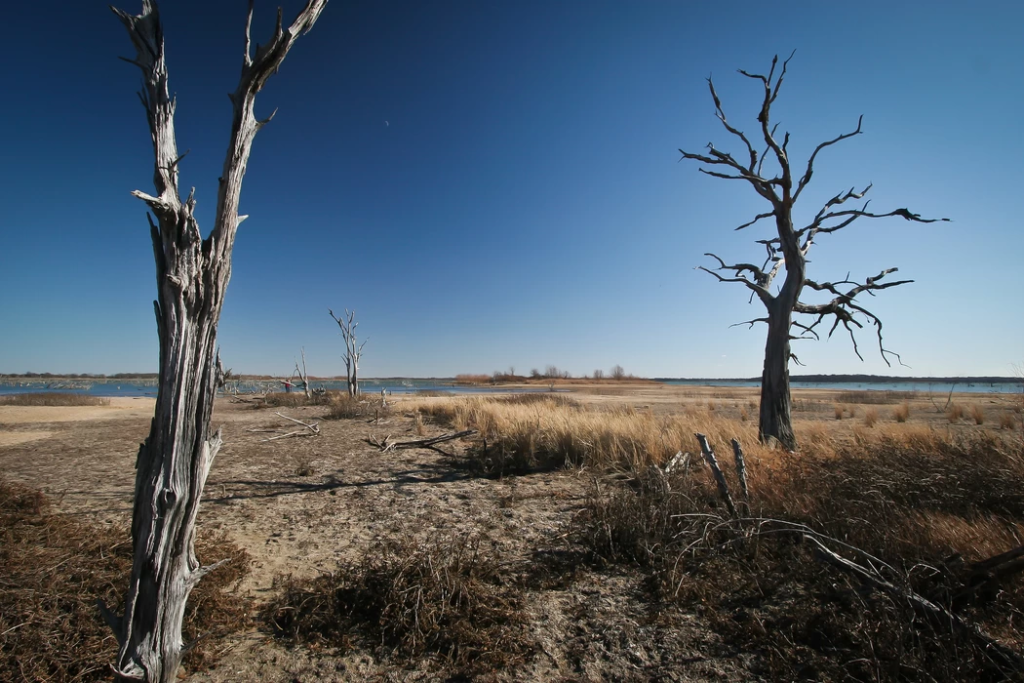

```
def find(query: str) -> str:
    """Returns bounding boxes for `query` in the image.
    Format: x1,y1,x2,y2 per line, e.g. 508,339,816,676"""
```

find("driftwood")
367,430,476,454
255,413,320,441
104,2,327,681
695,433,737,517
805,534,1024,674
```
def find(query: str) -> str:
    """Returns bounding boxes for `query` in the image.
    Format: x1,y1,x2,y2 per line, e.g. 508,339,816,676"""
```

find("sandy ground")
1,385,1018,681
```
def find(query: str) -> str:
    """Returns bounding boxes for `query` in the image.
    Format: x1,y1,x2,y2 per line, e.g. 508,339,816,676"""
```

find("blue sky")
1,0,1021,378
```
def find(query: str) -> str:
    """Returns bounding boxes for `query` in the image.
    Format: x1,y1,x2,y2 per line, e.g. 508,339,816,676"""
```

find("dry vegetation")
0,478,251,681
2,385,1022,681
0,392,109,407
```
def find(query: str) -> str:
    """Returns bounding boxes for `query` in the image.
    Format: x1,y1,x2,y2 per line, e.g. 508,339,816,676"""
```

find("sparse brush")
414,414,426,436
265,533,531,675
834,404,843,420
999,412,1016,431
947,404,964,422
739,406,749,422
325,393,382,420
863,407,879,427
574,426,1024,683
0,392,109,407
893,401,910,423
970,404,986,425
707,400,716,411
0,480,250,680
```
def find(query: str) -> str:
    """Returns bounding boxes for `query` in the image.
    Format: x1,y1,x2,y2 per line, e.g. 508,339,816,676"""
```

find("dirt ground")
0,385,1018,681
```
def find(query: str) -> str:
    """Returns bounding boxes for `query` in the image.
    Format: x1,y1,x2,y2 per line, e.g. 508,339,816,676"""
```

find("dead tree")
294,347,311,399
103,2,327,681
679,53,947,451
329,308,366,397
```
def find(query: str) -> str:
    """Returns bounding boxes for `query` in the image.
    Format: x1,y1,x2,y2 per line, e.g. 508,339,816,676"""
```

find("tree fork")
104,2,327,680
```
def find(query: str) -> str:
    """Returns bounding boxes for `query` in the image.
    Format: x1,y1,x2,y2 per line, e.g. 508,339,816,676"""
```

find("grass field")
1,385,1022,680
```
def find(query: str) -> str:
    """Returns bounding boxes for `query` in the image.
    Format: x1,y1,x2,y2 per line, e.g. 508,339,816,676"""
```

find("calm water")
663,379,1021,395
0,378,555,398
1,377,1018,398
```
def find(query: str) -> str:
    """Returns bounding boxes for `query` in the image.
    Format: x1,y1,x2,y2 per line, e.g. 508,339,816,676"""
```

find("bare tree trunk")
104,3,326,681
759,307,796,451
296,347,311,399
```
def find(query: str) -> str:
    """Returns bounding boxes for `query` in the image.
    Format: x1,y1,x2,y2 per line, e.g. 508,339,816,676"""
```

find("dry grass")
265,532,531,676
0,392,109,407
325,392,386,420
0,479,251,681
834,404,843,420
893,401,910,423
572,424,1024,681
948,403,965,422
972,404,987,425
1001,412,1017,431
836,390,917,405
397,396,1024,680
404,395,765,476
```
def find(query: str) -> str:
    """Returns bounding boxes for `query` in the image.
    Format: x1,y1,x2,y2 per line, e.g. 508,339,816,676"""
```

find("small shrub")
863,408,878,427
947,404,964,423
834,405,843,420
893,402,910,423
266,533,531,675
970,404,986,425
326,393,382,420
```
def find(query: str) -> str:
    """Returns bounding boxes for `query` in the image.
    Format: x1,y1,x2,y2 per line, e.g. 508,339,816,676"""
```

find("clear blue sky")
1,1,1021,378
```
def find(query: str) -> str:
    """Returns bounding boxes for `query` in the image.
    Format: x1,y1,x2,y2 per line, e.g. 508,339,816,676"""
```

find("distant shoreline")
1,373,1019,385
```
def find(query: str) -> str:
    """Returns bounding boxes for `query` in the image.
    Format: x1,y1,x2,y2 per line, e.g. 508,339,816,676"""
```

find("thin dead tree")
103,2,327,681
679,53,947,451
294,347,311,399
329,308,366,397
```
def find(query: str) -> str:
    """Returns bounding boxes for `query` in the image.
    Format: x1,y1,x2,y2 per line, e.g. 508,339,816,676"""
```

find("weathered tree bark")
329,308,366,397
103,2,326,681
679,53,947,451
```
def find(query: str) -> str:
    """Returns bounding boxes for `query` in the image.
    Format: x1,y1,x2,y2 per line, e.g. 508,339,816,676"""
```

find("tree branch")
793,115,863,202
698,253,774,306
795,269,913,365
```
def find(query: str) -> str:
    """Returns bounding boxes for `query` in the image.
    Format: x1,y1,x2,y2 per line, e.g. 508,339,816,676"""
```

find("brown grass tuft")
1000,412,1016,431
834,404,843,420
893,401,910,423
325,393,384,420
947,403,964,422
0,479,251,681
863,407,879,427
0,392,109,407
970,404,986,425
265,533,531,676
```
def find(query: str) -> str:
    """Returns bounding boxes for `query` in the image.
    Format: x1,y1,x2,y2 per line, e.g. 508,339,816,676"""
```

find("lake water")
1,377,1019,398
662,379,1021,395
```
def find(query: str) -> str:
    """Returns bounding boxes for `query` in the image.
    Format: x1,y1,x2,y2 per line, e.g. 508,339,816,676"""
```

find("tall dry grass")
404,395,769,475
570,419,1024,682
